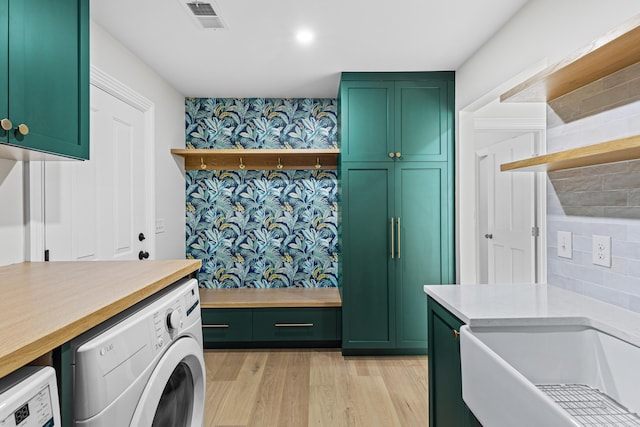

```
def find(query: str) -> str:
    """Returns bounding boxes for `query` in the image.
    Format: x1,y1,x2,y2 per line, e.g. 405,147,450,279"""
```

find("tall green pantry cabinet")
339,72,455,355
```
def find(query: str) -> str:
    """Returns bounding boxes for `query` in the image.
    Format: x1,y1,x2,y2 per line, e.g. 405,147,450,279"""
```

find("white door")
45,84,150,261
479,133,537,284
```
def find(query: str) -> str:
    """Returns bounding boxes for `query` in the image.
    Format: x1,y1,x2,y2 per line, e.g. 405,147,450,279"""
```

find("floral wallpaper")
184,98,338,288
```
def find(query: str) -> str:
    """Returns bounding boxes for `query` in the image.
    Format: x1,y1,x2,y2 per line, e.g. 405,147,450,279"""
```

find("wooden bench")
199,287,342,348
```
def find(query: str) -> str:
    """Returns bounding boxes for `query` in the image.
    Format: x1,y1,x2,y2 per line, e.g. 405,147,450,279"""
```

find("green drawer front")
201,309,252,342
253,308,339,342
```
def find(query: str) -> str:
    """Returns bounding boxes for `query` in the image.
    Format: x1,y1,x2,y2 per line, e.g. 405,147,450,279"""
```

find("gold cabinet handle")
275,323,314,327
452,329,460,340
16,123,29,136
389,152,395,158
391,217,395,259
395,152,401,158
203,324,229,328
0,118,12,131
397,217,401,259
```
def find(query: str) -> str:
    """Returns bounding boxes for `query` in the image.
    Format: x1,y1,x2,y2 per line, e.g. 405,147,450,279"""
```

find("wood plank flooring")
204,349,428,427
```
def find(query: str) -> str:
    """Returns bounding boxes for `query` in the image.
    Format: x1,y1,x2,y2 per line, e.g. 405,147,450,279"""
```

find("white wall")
0,159,24,265
90,22,187,260
456,1,640,283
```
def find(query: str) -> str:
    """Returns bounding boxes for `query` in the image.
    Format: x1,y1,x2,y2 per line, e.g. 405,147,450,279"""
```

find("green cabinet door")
0,0,8,142
428,297,482,427
396,163,451,350
4,0,89,159
341,162,396,350
339,81,394,162
395,81,452,162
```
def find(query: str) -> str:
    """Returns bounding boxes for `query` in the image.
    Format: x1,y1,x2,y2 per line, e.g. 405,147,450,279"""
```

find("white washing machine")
71,278,205,427
0,366,60,427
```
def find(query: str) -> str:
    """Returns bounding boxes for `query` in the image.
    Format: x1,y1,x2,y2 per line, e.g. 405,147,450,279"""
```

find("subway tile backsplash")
547,61,640,312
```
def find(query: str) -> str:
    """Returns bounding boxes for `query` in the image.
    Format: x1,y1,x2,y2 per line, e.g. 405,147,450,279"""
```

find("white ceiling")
91,0,529,98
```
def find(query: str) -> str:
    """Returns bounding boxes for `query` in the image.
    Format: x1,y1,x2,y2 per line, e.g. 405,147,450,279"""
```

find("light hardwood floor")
204,349,428,427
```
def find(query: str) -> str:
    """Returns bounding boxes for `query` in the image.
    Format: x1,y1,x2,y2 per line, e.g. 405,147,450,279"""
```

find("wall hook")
277,157,283,169
315,157,322,169
200,157,207,170
239,157,245,169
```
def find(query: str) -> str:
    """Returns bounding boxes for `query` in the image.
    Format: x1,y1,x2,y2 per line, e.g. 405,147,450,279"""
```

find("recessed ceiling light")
296,29,314,45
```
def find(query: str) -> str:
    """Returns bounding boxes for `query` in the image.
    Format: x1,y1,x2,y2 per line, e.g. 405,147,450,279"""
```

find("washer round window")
151,362,194,427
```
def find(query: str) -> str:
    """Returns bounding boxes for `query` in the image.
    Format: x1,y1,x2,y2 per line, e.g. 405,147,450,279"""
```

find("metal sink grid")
537,384,640,427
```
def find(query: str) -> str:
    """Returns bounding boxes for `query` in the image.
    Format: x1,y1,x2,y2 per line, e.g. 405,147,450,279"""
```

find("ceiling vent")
180,1,226,30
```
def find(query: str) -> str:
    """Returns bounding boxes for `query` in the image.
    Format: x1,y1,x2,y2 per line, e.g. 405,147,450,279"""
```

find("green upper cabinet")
0,0,89,159
339,81,394,162
339,72,453,163
395,81,450,162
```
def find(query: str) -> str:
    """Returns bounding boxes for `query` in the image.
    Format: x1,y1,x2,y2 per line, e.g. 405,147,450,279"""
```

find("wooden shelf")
170,148,339,171
500,135,640,172
501,15,640,103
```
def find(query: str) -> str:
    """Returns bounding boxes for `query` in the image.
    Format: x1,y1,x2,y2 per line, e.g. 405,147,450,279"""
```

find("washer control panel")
0,367,60,427
151,279,200,350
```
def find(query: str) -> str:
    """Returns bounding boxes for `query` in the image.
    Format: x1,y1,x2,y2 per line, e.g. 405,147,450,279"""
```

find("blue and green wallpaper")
184,98,338,288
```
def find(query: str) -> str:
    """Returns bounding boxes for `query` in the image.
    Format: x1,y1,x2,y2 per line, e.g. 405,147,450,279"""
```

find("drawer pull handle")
452,329,460,340
203,324,230,328
275,323,314,327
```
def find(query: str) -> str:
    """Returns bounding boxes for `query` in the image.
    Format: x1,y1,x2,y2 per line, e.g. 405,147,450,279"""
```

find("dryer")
71,278,205,427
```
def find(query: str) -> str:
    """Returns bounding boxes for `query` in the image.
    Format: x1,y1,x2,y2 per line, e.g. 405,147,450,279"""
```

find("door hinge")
44,249,50,262
531,226,539,237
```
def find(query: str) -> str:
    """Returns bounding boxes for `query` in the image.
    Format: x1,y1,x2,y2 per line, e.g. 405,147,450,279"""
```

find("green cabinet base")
428,297,482,427
202,307,341,349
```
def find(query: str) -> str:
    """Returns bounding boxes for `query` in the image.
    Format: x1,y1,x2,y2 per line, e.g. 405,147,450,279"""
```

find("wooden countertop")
0,260,200,379
200,287,342,308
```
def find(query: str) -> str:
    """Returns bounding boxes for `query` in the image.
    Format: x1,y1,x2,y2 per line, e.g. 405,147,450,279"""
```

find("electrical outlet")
592,235,611,267
557,231,572,259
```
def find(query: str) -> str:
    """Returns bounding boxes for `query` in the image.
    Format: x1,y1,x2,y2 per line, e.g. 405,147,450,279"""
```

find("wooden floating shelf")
171,148,339,171
501,135,640,172
501,15,640,103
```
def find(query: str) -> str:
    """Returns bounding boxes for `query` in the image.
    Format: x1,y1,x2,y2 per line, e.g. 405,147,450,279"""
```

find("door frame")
26,65,156,261
473,119,546,284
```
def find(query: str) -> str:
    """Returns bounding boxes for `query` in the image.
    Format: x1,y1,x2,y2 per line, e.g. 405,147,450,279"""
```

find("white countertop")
424,284,640,347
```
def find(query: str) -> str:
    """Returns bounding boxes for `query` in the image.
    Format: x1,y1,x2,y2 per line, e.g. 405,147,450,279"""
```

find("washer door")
129,337,205,427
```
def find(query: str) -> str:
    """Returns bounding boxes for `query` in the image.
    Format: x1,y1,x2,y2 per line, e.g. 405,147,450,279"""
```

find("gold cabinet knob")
16,123,29,136
0,118,12,131
389,152,395,158
452,329,460,340
395,152,401,158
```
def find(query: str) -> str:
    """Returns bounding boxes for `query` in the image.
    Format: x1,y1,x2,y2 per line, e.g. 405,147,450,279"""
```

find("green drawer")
253,308,339,342
201,309,252,343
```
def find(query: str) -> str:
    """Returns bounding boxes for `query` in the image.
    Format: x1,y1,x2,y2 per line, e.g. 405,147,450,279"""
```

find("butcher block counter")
0,260,201,379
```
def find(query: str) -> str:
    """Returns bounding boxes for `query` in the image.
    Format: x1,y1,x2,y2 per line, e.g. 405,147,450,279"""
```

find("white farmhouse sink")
460,322,640,427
